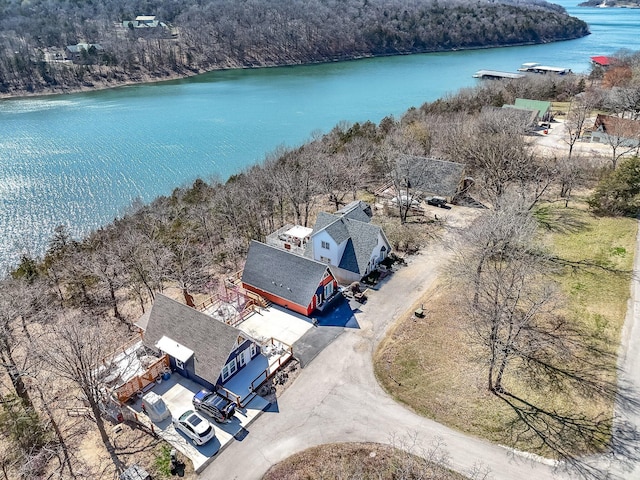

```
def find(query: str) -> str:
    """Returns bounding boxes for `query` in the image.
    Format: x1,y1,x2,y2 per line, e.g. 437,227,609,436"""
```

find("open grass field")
373,203,637,456
262,442,468,480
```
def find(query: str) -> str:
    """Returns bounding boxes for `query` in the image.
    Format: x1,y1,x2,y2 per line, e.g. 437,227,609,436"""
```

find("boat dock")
517,62,572,75
473,70,525,80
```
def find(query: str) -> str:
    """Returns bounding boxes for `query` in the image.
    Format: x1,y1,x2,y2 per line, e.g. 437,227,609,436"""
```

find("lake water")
0,0,638,271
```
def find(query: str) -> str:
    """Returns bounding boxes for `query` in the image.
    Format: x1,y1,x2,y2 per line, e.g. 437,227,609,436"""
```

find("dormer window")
321,241,330,250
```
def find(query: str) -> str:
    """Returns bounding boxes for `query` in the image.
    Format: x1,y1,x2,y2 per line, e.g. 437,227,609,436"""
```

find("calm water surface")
0,0,638,270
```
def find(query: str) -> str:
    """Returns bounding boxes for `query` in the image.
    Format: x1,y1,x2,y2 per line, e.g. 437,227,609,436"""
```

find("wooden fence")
113,355,170,404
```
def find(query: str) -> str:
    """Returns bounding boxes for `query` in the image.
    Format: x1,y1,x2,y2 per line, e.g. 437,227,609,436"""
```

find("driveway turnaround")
201,211,640,480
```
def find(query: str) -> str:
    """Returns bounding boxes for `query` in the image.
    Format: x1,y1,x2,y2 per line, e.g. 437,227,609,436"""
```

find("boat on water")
517,62,572,75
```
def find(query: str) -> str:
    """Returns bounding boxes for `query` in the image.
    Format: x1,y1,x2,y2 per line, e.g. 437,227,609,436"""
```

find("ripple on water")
0,4,639,272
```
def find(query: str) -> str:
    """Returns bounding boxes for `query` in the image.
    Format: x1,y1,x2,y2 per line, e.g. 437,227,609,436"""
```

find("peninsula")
0,0,589,98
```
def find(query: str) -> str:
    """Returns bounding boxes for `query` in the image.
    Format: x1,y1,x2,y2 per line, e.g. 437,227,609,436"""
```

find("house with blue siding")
141,294,260,391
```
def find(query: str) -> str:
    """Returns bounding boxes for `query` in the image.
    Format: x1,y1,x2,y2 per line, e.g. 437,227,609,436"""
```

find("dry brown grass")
262,442,467,480
374,203,637,456
374,288,516,445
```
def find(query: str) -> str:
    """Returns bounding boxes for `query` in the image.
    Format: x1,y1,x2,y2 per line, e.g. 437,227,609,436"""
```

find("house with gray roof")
242,241,338,317
394,156,465,202
306,201,391,284
142,294,260,391
65,43,103,63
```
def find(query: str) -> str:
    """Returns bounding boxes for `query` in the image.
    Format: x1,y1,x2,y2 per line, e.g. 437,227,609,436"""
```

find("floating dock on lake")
473,70,525,80
517,62,572,75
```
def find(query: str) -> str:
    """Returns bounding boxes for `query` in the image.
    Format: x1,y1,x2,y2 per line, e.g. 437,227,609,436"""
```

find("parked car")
173,410,216,446
193,389,236,423
426,196,450,209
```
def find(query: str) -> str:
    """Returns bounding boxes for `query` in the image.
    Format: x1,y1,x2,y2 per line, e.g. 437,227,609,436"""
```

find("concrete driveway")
128,374,269,473
201,208,640,480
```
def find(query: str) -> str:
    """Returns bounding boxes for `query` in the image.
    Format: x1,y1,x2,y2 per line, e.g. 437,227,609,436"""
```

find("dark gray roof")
336,200,372,223
482,106,538,131
242,241,331,308
142,294,241,385
403,156,465,198
313,213,351,244
312,212,341,236
309,213,388,275
339,218,385,274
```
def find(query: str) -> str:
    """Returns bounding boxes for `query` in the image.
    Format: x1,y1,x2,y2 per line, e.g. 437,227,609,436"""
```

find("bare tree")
556,154,583,208
564,96,592,159
0,279,38,410
449,201,639,479
35,316,126,475
378,148,432,224
597,115,640,169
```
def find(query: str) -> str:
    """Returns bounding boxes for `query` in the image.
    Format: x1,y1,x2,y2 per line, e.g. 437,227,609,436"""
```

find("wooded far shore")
0,0,589,99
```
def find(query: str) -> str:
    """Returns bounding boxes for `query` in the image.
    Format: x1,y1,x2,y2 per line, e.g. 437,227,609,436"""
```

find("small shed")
141,391,170,423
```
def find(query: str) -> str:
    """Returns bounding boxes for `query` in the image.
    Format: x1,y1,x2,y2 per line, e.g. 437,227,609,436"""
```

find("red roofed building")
591,56,611,68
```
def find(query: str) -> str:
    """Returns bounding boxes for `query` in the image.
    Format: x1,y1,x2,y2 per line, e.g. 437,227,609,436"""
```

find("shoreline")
0,35,588,102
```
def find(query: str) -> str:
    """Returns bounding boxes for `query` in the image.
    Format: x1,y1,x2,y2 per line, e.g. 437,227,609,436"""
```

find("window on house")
324,282,334,298
250,342,257,358
321,240,330,249
320,256,331,264
222,359,237,382
175,359,184,370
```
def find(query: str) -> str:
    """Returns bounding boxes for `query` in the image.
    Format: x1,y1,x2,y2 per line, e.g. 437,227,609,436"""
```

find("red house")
241,241,338,317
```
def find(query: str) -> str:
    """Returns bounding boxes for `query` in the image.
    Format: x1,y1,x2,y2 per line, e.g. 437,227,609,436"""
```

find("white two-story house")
305,201,391,284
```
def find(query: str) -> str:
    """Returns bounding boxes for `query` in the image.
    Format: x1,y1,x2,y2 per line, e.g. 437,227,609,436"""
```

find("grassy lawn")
262,442,468,480
374,204,637,456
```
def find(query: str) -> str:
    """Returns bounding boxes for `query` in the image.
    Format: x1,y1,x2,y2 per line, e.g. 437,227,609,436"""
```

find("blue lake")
0,0,638,271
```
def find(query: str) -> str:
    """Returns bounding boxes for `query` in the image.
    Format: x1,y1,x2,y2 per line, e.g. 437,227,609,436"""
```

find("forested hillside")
0,0,589,96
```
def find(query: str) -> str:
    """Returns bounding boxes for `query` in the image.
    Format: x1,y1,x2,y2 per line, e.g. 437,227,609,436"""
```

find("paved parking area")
239,305,314,345
127,374,269,473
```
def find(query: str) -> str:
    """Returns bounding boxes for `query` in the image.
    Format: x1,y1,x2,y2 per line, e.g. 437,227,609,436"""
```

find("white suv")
173,410,216,446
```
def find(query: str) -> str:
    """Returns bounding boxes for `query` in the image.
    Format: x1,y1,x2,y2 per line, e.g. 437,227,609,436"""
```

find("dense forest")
0,0,589,96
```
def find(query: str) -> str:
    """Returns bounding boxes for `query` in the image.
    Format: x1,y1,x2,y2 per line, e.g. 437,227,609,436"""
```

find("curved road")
203,213,639,480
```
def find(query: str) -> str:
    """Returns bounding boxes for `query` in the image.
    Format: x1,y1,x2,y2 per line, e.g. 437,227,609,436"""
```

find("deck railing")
113,355,170,404
249,338,294,393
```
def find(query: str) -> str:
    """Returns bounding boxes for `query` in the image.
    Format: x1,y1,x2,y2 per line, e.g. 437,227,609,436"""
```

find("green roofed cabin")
506,98,552,123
